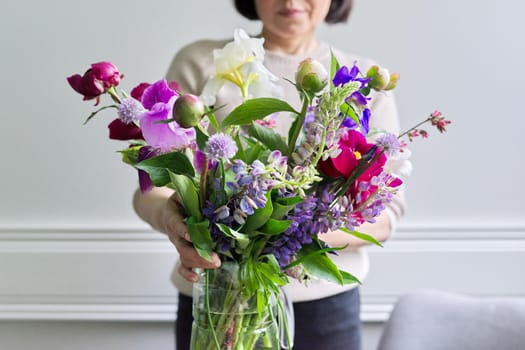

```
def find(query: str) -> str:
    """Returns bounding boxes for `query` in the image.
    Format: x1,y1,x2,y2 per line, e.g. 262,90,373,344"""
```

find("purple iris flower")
334,63,373,135
350,91,370,107
333,63,370,88
342,108,371,134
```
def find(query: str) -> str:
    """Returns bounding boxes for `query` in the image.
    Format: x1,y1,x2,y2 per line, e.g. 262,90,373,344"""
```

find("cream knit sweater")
165,38,404,302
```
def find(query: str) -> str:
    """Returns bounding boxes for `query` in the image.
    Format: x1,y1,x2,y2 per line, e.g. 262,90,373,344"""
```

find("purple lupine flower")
239,197,255,215
226,159,274,225
265,187,340,266
267,150,288,173
117,97,142,124
205,133,238,160
202,201,234,252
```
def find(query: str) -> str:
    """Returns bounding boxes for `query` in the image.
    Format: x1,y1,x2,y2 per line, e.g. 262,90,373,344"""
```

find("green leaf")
340,270,362,285
360,86,371,97
216,223,250,249
204,105,224,132
241,192,273,233
244,140,263,164
241,260,258,297
221,98,298,128
259,219,292,235
295,241,344,285
186,217,213,262
285,244,346,269
330,50,341,90
135,152,195,186
256,256,288,286
118,146,141,166
195,126,209,151
232,133,247,162
340,102,361,128
248,122,289,154
271,196,303,219
287,115,301,150
168,171,202,221
339,227,383,247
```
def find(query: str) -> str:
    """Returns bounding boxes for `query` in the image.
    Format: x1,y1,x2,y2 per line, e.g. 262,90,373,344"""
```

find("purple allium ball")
375,133,401,158
205,133,238,160
117,97,142,124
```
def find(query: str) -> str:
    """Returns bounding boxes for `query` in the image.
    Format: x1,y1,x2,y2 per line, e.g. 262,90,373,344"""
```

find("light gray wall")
1,1,524,349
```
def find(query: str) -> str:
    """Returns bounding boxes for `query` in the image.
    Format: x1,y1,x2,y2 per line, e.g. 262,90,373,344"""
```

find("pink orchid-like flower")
139,80,195,152
319,129,396,205
319,129,386,182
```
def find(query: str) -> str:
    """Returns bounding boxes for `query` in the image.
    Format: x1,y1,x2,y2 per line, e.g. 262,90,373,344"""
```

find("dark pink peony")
67,61,122,102
90,62,121,88
108,118,143,140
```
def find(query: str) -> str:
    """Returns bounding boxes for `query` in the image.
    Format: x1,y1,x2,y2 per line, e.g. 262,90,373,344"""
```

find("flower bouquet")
67,29,450,350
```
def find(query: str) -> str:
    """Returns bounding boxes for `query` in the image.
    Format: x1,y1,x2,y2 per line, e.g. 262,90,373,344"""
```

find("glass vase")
190,261,280,350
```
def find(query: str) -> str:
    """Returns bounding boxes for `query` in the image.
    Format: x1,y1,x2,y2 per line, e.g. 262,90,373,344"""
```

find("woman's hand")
163,194,221,282
133,187,221,282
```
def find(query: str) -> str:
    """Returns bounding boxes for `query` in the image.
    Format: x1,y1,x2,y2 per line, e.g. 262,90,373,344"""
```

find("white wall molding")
1,223,524,322
2,221,524,240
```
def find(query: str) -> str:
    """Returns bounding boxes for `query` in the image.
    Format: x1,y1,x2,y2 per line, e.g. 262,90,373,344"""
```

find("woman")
133,1,404,349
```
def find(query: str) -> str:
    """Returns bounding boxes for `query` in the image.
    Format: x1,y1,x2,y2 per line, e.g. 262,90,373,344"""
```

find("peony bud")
67,61,122,101
366,65,390,91
91,61,121,88
172,94,205,128
295,58,328,95
385,72,400,90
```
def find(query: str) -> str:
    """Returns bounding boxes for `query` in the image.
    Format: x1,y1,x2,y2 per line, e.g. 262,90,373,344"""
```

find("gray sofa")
377,289,525,350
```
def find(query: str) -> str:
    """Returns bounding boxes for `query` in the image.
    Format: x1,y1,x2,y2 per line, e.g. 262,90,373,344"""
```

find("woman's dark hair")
234,0,353,24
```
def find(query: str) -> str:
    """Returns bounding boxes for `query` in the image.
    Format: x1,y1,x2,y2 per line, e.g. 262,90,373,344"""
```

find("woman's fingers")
173,238,221,282
171,232,220,268
164,194,221,282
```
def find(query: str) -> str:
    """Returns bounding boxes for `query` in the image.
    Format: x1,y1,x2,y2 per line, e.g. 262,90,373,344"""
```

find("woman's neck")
260,28,320,56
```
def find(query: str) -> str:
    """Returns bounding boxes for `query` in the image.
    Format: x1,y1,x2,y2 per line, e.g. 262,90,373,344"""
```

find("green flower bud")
366,65,390,90
172,94,205,128
295,58,328,95
385,72,400,90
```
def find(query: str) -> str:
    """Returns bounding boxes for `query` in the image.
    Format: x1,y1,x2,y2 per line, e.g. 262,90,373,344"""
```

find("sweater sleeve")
164,40,223,95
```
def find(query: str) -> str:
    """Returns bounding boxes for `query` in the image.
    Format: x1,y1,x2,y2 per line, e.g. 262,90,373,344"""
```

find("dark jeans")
176,288,361,350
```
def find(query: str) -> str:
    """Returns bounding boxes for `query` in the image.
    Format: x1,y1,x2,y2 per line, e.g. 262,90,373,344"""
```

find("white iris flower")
200,29,282,105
